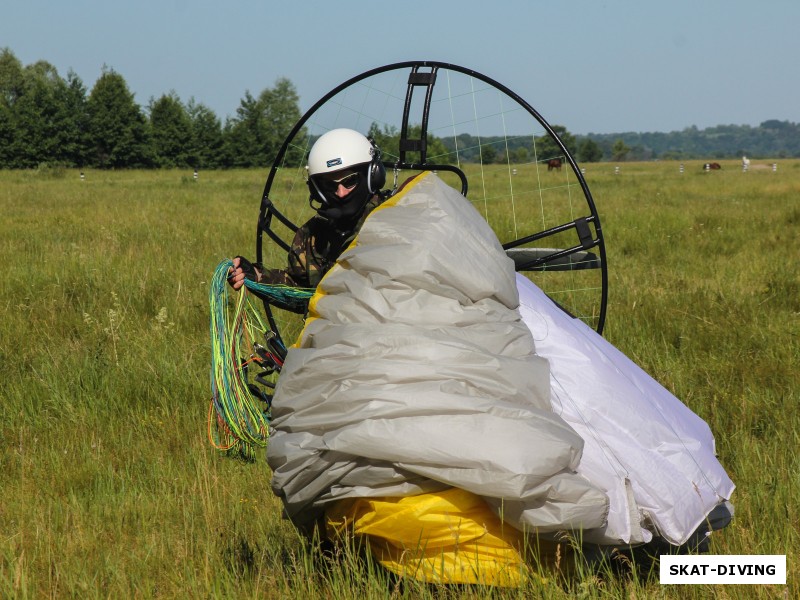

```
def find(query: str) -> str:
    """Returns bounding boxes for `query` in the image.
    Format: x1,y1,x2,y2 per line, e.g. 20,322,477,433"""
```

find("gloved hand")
228,256,262,290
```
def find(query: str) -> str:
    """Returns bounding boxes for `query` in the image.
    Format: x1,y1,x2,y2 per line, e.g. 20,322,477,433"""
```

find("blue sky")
3,0,798,135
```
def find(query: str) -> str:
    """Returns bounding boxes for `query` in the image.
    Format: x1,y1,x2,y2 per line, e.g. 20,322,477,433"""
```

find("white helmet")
306,128,386,209
307,128,375,177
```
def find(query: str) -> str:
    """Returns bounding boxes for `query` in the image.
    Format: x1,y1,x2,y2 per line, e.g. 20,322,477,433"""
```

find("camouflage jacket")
260,193,386,294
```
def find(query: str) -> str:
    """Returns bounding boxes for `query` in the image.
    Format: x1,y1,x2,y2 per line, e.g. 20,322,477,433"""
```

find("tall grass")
1,161,797,598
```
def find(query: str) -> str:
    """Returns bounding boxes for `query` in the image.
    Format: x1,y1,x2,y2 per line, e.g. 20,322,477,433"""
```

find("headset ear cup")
370,160,386,193
366,137,385,194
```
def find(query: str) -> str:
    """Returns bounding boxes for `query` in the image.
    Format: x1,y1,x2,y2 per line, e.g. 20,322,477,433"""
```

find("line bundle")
207,259,310,459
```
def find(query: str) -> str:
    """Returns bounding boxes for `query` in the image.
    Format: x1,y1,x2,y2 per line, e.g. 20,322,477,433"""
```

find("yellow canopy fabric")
325,488,562,586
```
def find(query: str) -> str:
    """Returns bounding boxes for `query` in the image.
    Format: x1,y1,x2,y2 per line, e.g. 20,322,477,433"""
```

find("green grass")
1,161,798,598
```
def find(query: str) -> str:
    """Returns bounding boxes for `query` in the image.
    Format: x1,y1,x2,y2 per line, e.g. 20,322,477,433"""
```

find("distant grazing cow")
703,162,722,171
547,158,562,171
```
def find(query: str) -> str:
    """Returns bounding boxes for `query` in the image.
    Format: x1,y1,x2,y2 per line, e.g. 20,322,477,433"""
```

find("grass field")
1,159,798,598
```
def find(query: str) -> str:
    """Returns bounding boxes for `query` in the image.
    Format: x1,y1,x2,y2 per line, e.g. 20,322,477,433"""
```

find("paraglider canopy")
209,63,733,575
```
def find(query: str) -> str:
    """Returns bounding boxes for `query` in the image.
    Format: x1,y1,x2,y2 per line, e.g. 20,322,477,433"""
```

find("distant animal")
703,162,722,171
547,158,562,171
742,156,750,170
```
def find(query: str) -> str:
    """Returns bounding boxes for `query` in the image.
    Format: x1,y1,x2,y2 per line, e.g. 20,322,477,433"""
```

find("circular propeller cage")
256,61,607,347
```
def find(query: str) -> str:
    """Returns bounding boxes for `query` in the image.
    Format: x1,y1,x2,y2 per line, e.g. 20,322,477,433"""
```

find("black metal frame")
255,61,607,342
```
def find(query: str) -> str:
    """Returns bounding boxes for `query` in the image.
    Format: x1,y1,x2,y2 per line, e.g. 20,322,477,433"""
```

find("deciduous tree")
611,138,631,162
480,143,497,164
533,125,577,165
577,138,603,163
0,47,25,108
0,49,26,166
223,78,304,168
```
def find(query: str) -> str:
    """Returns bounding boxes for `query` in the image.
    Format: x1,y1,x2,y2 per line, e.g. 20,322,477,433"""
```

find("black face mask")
315,172,372,223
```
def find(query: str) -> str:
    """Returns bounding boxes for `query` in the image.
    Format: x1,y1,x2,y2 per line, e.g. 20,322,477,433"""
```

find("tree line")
2,47,797,170
0,48,301,169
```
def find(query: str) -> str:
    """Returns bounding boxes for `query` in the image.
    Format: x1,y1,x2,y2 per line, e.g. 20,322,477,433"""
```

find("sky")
3,0,798,135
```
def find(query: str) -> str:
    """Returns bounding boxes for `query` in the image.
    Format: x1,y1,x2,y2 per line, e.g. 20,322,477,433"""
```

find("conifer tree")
87,68,152,168
150,92,192,167
187,99,223,168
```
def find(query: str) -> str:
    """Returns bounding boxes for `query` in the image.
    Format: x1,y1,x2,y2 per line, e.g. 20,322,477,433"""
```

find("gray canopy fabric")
267,172,609,534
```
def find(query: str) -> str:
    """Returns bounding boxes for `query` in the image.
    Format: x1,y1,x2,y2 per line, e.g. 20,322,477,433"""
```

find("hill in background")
446,120,799,164
582,119,800,161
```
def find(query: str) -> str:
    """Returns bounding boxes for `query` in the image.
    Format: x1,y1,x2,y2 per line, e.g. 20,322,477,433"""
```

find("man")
229,128,387,309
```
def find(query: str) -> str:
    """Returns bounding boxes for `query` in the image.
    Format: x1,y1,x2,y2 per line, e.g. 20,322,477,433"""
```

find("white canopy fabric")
267,172,733,545
517,276,734,544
